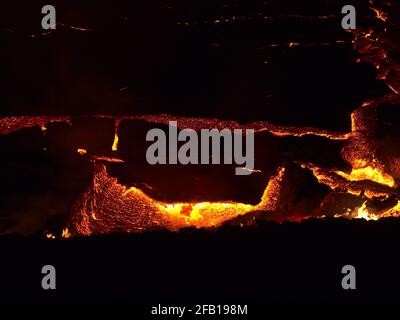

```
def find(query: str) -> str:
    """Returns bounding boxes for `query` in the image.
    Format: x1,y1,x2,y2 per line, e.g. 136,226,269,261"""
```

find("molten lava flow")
1,0,400,236
62,228,72,238
111,119,121,152
380,202,400,218
334,202,379,221
0,116,71,135
298,162,396,199
71,164,286,235
334,200,400,221
335,165,395,188
355,202,379,221
111,133,119,152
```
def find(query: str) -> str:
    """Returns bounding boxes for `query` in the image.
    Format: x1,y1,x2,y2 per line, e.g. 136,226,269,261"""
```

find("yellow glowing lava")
372,8,387,22
156,201,255,228
335,165,395,188
112,133,119,151
354,201,378,221
62,228,72,238
112,119,121,151
77,165,287,233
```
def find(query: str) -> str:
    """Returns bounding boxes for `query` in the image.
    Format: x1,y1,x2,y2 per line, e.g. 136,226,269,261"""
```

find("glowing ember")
1,0,400,236
62,228,72,238
112,134,119,151
112,119,121,151
0,116,71,135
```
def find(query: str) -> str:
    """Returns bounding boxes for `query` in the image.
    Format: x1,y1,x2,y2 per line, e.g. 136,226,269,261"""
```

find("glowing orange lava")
71,164,286,235
2,0,400,236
